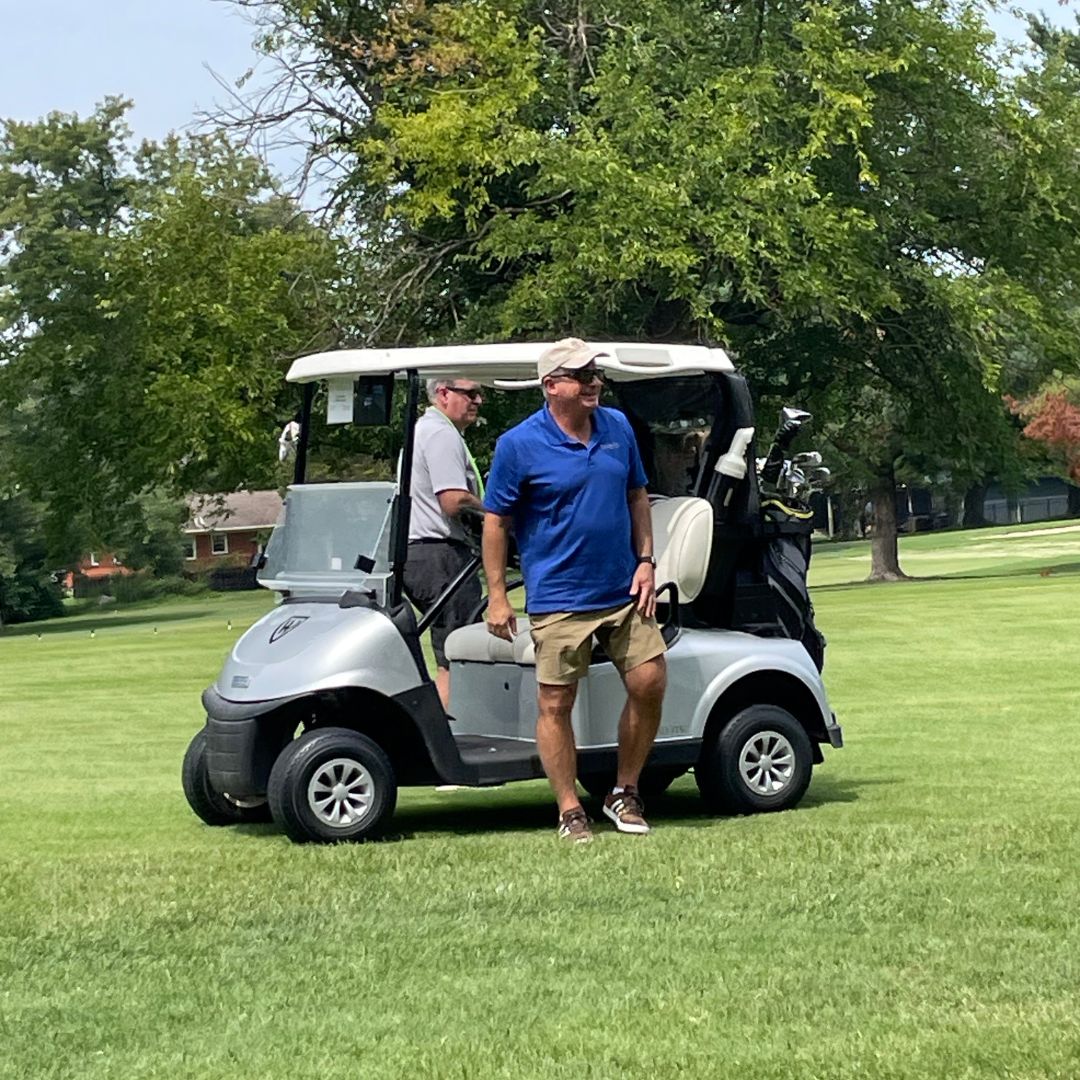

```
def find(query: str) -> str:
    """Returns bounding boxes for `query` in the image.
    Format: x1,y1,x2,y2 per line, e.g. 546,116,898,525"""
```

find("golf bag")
761,528,826,672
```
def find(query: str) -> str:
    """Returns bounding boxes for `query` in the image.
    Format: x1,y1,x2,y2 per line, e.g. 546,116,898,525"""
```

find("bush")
109,574,208,603
0,572,65,624
73,573,208,605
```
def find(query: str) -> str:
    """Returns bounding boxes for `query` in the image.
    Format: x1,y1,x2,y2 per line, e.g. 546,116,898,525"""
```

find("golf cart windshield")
258,482,395,599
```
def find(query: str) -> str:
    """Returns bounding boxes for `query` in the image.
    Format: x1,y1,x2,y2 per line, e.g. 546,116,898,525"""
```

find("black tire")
267,727,397,844
579,766,687,802
181,728,272,826
695,705,813,815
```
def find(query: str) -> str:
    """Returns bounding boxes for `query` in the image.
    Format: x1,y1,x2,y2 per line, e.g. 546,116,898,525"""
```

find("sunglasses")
442,386,483,402
551,368,605,385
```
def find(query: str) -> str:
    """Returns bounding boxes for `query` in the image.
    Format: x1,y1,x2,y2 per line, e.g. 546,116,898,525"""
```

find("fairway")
2,528,1079,1079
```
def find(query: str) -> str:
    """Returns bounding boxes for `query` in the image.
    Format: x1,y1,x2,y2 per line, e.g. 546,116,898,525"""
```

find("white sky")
2,1,260,142
0,0,1075,178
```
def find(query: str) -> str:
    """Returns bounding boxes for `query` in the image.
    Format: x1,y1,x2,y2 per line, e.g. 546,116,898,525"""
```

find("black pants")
402,540,482,668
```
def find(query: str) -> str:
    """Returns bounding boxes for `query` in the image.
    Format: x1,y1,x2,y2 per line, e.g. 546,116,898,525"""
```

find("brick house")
183,490,283,570
63,551,132,594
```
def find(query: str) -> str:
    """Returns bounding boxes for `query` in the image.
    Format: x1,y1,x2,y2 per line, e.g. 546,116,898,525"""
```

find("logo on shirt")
599,441,620,450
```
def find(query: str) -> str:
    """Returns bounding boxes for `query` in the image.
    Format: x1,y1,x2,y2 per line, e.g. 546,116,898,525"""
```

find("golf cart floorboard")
453,735,544,784
449,734,701,787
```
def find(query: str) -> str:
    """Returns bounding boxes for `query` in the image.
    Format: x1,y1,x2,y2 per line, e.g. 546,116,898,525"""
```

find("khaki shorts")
529,601,667,686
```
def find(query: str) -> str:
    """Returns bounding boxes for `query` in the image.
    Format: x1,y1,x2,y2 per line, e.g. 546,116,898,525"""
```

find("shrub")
0,572,65,624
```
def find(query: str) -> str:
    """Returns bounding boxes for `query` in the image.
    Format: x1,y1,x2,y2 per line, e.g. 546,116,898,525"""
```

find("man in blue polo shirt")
482,339,667,843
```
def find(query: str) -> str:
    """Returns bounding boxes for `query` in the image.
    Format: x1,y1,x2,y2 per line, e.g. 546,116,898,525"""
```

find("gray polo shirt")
408,408,480,542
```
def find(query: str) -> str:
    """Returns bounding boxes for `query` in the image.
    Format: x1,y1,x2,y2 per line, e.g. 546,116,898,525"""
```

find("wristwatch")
637,555,656,567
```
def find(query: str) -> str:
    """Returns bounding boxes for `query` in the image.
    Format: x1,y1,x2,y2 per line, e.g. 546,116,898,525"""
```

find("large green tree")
0,100,342,565
229,0,1080,578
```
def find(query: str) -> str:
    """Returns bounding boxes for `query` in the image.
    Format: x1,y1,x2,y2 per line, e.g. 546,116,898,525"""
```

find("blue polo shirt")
484,405,648,614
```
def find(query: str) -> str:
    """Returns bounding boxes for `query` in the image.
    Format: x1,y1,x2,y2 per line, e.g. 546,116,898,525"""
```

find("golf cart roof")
285,342,734,385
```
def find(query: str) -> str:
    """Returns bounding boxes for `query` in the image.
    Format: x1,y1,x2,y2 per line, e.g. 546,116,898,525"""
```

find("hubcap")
307,757,374,828
738,729,795,795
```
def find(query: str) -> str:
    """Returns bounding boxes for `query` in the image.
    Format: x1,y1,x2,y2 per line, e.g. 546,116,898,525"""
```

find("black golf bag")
761,527,826,672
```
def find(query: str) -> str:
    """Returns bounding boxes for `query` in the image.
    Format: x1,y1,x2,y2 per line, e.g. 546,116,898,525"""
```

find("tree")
1007,381,1080,515
0,101,342,565
230,2,1080,577
0,425,65,625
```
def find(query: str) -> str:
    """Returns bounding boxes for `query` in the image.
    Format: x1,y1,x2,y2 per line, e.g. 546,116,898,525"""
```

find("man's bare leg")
435,666,451,712
615,655,667,789
536,682,581,814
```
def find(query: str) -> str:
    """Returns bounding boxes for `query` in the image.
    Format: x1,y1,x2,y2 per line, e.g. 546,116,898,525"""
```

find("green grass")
2,531,1080,1079
810,517,1080,585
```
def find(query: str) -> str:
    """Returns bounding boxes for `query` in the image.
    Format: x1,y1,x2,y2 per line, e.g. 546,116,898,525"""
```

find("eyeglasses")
551,368,605,385
441,385,483,402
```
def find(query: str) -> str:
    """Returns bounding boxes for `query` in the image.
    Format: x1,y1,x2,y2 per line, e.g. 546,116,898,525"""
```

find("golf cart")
182,342,842,843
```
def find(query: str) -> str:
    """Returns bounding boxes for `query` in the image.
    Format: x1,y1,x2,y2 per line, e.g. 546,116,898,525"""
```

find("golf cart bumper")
825,711,843,748
201,686,298,799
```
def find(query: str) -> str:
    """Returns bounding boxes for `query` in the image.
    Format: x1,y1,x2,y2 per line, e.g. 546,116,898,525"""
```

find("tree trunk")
1068,483,1080,519
868,465,907,581
962,481,989,528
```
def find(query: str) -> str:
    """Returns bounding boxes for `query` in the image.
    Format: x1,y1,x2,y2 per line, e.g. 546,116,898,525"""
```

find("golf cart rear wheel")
696,705,812,814
181,728,272,826
578,766,687,802
268,727,397,844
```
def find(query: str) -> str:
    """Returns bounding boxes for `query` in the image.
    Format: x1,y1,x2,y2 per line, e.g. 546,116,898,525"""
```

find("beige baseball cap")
537,338,609,381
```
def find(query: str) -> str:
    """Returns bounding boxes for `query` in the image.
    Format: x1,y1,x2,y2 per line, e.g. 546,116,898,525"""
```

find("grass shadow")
196,771,892,846
385,770,885,839
812,558,1080,592
1,610,215,638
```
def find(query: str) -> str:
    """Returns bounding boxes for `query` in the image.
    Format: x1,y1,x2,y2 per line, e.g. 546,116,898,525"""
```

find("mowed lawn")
2,525,1080,1080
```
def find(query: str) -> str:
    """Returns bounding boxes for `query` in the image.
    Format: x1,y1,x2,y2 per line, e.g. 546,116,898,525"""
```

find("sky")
2,1,263,143
0,0,1076,181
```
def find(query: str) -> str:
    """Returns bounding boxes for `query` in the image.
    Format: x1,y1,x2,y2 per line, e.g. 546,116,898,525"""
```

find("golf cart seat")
444,496,713,665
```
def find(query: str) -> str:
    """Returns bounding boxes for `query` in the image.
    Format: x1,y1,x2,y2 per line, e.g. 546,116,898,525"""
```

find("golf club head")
783,466,806,500
806,467,831,486
792,451,823,467
774,407,812,453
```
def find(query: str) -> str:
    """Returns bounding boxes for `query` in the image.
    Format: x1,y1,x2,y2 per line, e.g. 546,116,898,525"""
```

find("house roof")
185,490,283,534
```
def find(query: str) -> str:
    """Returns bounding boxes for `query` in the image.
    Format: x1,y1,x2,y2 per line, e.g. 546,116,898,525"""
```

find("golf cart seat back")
444,496,713,665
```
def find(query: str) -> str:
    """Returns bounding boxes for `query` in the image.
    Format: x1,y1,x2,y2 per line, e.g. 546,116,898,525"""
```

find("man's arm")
627,486,657,619
427,424,481,519
437,490,485,518
482,512,518,640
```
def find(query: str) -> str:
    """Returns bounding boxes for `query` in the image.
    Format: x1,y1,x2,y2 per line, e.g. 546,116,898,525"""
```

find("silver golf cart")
181,342,843,843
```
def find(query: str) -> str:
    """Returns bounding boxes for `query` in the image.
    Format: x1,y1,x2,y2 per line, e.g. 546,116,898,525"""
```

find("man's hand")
486,595,518,641
483,512,516,640
629,562,657,619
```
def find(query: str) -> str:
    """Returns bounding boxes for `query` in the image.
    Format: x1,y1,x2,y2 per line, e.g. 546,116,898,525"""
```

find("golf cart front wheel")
696,705,813,814
268,727,397,844
182,728,272,826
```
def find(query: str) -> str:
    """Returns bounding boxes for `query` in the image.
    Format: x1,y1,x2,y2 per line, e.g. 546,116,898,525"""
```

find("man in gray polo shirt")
403,376,485,710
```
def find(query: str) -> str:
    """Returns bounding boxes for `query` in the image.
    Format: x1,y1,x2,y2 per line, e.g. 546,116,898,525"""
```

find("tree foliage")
1007,383,1080,484
229,0,1080,577
0,100,341,563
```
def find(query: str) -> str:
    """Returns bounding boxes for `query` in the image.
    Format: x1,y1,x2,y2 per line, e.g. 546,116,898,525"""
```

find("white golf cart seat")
444,495,714,665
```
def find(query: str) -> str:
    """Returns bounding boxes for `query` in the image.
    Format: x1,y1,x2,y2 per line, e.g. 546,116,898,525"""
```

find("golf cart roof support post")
389,370,421,607
292,383,315,485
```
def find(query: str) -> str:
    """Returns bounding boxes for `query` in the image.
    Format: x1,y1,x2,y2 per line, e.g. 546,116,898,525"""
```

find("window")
211,533,229,556
182,538,196,561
